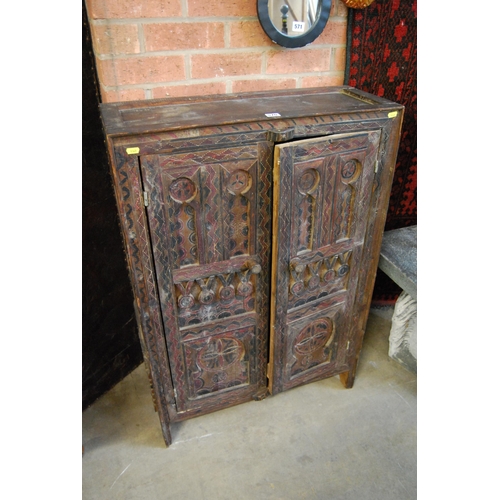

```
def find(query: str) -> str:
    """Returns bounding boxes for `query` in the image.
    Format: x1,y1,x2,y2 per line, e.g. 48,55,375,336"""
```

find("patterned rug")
344,0,417,303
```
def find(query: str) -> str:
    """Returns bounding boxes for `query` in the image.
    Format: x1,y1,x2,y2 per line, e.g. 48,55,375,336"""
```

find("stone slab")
378,225,417,300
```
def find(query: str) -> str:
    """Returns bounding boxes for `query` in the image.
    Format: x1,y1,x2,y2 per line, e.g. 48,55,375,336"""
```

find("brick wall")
85,0,348,103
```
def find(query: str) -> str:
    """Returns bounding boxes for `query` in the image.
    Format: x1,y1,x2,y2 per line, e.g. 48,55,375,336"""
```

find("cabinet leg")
339,367,356,389
161,421,172,447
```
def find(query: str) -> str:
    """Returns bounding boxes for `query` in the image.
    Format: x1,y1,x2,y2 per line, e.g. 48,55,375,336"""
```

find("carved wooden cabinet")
100,87,404,446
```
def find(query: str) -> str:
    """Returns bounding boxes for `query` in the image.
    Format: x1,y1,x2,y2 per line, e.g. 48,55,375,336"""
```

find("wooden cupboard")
100,87,404,446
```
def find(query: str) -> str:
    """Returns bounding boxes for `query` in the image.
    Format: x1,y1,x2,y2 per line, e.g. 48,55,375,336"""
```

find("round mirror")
257,0,332,48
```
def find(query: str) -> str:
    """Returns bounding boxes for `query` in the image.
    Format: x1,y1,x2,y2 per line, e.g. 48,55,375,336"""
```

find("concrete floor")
82,306,417,500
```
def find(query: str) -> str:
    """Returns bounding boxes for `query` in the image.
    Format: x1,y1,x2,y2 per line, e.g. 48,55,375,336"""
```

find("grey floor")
82,306,417,500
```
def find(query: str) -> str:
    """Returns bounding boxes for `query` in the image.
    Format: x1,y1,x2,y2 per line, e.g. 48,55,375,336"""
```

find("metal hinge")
143,191,149,207
374,160,379,173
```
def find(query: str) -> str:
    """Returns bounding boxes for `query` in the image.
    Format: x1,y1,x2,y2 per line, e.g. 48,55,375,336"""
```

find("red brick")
334,47,346,71
190,53,262,79
266,48,331,74
301,75,344,88
96,55,185,86
144,23,225,52
188,0,256,17
336,1,349,17
232,78,297,93
101,88,146,103
229,21,273,48
312,20,347,46
91,24,140,56
87,0,182,19
151,82,227,99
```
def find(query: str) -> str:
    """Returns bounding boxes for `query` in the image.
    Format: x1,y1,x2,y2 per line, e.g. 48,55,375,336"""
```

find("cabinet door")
141,143,272,415
269,131,381,394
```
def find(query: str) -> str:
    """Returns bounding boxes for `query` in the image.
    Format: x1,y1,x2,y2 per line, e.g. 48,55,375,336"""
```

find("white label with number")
292,21,305,33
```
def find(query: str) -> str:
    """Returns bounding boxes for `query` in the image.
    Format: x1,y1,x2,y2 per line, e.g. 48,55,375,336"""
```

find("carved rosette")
291,318,334,377
197,338,244,372
169,177,197,203
184,327,253,399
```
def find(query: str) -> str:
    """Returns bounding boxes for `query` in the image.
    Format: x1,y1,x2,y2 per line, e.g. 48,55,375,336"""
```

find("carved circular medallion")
199,289,215,304
228,170,251,195
295,318,332,355
219,285,235,301
307,275,320,290
290,281,305,296
198,338,244,372
178,295,195,309
325,270,337,282
341,160,358,181
337,264,350,277
298,169,319,195
169,177,197,203
237,281,253,297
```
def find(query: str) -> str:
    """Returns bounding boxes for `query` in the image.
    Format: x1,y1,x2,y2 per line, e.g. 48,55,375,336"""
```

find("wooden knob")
290,261,305,274
251,264,261,274
245,261,261,274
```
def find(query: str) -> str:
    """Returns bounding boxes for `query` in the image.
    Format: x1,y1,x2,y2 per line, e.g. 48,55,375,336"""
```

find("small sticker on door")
126,147,140,155
265,112,281,118
387,111,398,118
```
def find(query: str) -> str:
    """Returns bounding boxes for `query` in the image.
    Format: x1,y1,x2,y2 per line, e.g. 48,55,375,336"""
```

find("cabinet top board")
100,86,403,137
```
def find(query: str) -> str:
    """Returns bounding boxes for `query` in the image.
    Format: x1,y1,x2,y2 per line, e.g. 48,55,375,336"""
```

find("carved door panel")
140,143,273,414
270,130,381,394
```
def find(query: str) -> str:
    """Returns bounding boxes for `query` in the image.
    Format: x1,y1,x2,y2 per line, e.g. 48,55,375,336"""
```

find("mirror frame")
257,0,332,48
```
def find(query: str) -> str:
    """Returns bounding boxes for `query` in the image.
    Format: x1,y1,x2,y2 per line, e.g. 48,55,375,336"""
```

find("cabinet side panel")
341,113,404,382
108,144,176,445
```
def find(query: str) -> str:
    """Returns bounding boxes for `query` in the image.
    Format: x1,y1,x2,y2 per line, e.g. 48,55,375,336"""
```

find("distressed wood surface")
101,86,400,137
269,130,381,394
101,87,404,446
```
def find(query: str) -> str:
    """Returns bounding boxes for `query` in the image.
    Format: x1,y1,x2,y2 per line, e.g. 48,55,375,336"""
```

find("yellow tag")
126,147,140,155
388,111,398,118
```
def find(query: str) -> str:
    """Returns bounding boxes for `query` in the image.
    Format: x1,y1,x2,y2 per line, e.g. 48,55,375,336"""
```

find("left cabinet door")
140,142,273,416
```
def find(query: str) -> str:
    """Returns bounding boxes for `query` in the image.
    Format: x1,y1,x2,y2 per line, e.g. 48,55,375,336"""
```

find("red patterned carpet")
344,0,417,303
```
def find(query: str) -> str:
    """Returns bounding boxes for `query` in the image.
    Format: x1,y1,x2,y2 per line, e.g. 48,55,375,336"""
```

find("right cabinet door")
270,130,381,394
